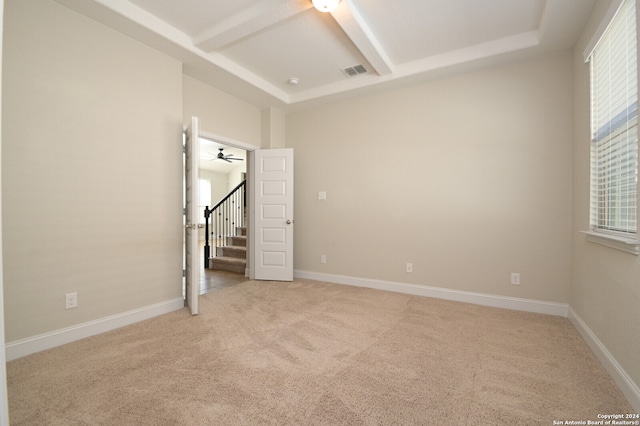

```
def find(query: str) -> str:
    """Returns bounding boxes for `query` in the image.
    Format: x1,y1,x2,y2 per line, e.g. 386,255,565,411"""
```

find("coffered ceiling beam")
194,0,313,52
330,0,393,76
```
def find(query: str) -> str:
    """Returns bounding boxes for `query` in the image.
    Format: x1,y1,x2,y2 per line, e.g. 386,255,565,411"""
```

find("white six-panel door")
252,148,294,281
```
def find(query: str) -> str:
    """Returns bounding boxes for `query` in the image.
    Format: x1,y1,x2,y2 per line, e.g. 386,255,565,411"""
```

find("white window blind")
589,0,638,236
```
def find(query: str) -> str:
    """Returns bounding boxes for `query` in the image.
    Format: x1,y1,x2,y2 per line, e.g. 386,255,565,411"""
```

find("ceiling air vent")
342,64,368,78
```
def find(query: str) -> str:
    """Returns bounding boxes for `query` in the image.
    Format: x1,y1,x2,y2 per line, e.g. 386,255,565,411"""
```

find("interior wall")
200,169,228,207
571,0,640,392
182,74,261,147
262,107,286,149
287,52,573,304
227,166,246,192
1,0,184,341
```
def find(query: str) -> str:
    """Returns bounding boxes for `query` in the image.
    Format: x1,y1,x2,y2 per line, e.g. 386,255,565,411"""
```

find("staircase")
203,180,246,274
209,226,246,273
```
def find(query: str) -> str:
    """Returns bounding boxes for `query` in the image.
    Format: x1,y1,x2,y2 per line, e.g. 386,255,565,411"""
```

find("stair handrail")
203,180,246,268
208,180,246,212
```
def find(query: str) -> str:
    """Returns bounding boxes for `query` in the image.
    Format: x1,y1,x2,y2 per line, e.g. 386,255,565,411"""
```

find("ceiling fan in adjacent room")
210,148,243,163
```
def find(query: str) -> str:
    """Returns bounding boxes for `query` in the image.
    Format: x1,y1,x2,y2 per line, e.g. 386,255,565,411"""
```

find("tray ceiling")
53,0,596,111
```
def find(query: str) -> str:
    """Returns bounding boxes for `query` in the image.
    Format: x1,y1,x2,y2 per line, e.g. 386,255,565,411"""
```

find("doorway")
184,120,295,313
198,136,248,294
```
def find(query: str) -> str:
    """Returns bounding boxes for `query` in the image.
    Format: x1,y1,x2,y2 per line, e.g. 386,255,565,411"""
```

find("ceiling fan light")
312,0,340,13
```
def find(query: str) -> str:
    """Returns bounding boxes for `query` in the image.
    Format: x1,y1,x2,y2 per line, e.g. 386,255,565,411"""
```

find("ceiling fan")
210,148,243,163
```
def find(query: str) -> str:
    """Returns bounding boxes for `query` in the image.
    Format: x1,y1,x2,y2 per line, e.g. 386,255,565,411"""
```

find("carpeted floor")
7,279,633,425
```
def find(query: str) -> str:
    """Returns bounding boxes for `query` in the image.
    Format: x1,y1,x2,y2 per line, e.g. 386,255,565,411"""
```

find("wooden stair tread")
210,256,246,273
211,256,245,263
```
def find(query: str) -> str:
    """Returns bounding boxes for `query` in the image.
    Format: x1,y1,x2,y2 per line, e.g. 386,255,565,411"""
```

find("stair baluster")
203,180,246,270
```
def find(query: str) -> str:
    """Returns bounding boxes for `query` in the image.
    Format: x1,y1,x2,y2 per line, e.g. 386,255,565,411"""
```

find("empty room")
1,0,639,424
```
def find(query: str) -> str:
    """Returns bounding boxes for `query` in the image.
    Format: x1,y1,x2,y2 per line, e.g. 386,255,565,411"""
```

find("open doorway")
198,137,248,294
184,122,294,307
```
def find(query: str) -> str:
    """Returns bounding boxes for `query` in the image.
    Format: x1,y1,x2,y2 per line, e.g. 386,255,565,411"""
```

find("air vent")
342,64,368,78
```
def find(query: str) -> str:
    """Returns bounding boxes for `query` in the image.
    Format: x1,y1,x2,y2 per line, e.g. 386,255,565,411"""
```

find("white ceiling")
199,138,246,174
53,0,595,112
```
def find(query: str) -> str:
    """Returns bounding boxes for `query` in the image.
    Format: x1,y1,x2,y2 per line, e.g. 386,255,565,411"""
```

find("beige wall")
262,108,286,149
200,169,229,208
183,74,261,147
2,0,184,341
571,0,640,391
287,52,573,303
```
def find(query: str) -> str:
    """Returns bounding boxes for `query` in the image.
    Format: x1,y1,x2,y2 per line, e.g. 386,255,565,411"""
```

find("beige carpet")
7,279,633,425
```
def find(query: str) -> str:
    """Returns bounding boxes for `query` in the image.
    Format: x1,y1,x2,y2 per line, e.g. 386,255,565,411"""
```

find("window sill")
581,230,640,255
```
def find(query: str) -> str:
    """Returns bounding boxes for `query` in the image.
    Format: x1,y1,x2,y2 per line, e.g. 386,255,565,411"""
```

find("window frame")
583,0,640,254
198,178,212,224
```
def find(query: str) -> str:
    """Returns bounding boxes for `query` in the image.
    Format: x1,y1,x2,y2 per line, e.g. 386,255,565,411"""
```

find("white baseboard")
5,298,185,361
294,270,569,317
569,307,640,412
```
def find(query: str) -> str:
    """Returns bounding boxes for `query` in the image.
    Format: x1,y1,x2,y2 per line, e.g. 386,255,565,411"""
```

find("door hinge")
182,144,186,154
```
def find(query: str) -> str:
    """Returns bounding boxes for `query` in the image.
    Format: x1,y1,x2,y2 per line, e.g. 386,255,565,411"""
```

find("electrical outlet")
406,263,413,273
320,254,327,264
511,273,520,285
65,292,78,309
318,191,327,200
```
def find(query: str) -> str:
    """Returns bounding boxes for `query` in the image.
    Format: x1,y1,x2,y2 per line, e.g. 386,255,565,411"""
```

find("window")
198,179,211,224
588,0,638,238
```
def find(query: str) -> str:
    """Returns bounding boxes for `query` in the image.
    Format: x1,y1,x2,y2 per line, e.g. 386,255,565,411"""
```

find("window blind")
589,0,638,235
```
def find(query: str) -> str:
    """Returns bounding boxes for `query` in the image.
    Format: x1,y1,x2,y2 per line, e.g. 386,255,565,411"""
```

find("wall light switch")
318,191,327,200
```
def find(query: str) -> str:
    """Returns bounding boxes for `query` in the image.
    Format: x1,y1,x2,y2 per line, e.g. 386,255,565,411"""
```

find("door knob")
286,220,292,224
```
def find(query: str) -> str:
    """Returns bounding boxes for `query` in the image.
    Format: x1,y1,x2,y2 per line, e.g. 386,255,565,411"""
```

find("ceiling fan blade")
215,148,243,162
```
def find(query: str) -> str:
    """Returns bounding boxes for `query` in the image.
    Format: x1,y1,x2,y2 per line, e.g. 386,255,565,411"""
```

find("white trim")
294,270,568,317
581,230,640,255
5,298,184,361
569,307,640,412
583,0,625,62
199,129,259,152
